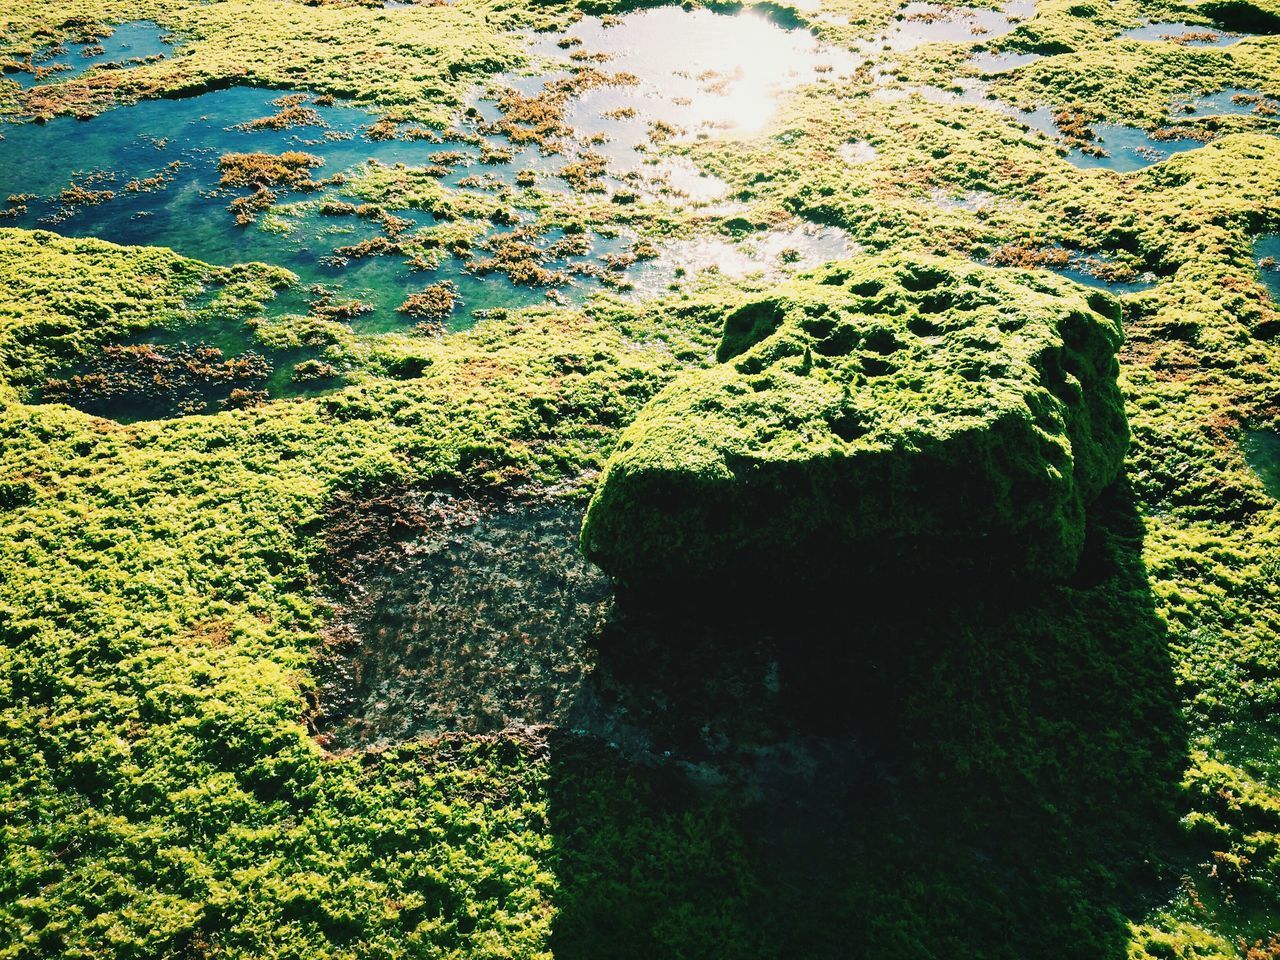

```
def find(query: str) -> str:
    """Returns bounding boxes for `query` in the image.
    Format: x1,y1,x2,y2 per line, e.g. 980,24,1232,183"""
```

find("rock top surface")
581,254,1129,587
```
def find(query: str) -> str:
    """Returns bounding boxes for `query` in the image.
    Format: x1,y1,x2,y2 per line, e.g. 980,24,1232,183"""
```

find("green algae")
0,0,1279,957
581,254,1128,587
0,0,547,126
0,228,720,957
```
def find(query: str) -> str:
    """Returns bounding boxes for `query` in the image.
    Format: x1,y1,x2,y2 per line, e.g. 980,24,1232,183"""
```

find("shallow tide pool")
0,9,869,341
0,86,571,327
8,20,178,90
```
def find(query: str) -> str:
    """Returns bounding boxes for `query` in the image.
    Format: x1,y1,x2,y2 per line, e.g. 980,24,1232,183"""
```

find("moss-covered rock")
581,254,1129,587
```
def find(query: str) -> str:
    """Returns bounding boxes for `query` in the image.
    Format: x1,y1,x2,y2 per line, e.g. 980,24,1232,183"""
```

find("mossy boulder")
581,254,1129,587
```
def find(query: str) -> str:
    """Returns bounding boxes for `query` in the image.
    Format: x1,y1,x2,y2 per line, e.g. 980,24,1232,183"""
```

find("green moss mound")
581,254,1129,587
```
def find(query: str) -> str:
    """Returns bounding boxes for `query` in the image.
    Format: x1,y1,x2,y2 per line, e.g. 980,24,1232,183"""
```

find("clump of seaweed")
333,236,400,259
218,150,324,189
41,342,272,419
312,298,373,322
1052,106,1103,153
398,281,458,325
479,144,515,165
125,160,185,193
488,68,639,152
319,199,358,216
219,151,326,224
468,230,567,287
560,151,609,192
235,93,327,131
228,187,277,226
1230,92,1279,116
291,357,340,382
58,183,115,206
987,244,1071,270
365,118,400,141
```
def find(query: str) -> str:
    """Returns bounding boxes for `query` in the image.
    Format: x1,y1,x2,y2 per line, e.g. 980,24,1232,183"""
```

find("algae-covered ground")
1,0,1279,957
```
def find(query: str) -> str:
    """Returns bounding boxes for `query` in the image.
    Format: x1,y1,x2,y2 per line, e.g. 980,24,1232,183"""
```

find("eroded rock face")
581,254,1128,588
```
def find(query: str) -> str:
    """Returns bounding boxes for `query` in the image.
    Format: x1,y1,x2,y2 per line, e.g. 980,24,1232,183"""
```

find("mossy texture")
582,255,1127,585
0,0,546,125
1,0,1280,954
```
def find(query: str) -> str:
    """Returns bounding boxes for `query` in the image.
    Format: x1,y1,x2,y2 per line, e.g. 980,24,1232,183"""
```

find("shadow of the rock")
546,485,1187,959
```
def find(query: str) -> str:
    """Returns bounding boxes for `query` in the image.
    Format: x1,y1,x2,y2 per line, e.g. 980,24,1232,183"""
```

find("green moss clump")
582,254,1128,587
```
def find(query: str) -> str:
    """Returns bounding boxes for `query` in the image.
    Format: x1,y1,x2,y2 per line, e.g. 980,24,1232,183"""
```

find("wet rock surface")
311,485,612,750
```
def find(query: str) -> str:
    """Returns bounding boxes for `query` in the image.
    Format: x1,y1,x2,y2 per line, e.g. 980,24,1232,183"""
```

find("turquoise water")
0,86,631,331
1171,88,1280,119
1064,88,1279,171
1242,430,1280,499
988,248,1157,295
1064,123,1204,172
1257,234,1280,301
8,20,177,89
1052,264,1155,294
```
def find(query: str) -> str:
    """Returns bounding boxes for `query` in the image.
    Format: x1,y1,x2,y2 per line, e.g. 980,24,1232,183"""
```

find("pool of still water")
0,85,597,329
5,1,1258,371
1242,430,1280,500
9,20,178,89
0,9,871,341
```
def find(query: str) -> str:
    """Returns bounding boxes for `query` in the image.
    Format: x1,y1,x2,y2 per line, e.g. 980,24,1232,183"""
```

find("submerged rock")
313,486,612,749
581,254,1128,588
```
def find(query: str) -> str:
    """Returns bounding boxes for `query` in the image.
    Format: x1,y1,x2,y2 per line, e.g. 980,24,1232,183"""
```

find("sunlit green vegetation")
1,0,1279,956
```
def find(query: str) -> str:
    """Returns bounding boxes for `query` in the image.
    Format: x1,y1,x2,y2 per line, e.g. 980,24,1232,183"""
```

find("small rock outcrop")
581,254,1128,588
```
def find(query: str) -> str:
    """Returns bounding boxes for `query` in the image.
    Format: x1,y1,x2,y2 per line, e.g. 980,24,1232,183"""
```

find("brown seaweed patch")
987,244,1072,270
125,160,185,193
333,236,401,259
235,94,328,132
40,342,271,420
488,68,639,152
398,281,458,325
218,150,324,189
468,230,568,287
59,182,115,206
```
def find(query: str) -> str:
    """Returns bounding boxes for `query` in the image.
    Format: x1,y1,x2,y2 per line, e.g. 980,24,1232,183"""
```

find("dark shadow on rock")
1201,0,1280,34
545,484,1188,959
